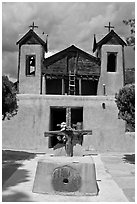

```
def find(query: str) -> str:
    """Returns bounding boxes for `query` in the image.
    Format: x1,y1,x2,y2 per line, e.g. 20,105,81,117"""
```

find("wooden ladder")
69,70,76,95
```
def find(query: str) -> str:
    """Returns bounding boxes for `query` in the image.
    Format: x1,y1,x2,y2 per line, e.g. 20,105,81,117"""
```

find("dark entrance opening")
71,107,83,129
81,80,98,95
46,79,62,95
49,107,83,148
49,107,66,148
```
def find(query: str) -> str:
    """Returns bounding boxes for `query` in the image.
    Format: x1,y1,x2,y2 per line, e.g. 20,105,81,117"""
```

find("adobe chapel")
2,23,134,153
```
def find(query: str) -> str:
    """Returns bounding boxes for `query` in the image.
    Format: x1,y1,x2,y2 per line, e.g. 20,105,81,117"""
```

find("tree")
2,75,18,120
123,19,135,49
115,84,135,131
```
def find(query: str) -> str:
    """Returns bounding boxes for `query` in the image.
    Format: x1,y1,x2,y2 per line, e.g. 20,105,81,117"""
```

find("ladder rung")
70,89,75,90
69,87,75,89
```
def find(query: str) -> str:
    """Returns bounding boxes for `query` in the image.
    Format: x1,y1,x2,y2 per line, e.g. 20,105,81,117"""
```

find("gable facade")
17,29,126,96
41,45,100,95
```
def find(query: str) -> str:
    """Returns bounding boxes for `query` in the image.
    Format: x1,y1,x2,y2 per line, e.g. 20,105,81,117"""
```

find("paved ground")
101,153,135,202
2,152,135,202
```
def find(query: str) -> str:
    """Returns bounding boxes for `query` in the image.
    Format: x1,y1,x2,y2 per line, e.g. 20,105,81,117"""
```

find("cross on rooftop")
104,22,114,32
29,22,38,30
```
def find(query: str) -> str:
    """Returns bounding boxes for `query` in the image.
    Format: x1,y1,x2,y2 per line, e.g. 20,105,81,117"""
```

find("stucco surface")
97,45,124,95
19,45,43,94
2,94,134,152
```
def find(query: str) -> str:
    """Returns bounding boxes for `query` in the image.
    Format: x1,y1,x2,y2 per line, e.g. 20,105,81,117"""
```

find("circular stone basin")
52,165,81,192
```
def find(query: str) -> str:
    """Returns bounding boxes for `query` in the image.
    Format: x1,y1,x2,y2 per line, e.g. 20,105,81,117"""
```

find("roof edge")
94,30,127,51
16,29,46,47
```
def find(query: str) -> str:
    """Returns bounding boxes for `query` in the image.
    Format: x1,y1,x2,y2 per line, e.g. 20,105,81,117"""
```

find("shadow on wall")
122,154,135,164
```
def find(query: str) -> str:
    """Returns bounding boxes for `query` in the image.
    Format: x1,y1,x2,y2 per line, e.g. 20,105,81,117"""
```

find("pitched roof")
93,30,127,52
44,45,100,66
16,29,47,50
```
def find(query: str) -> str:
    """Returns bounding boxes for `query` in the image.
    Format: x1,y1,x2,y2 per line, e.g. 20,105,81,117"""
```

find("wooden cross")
29,22,38,30
104,22,114,32
44,127,92,157
44,107,92,157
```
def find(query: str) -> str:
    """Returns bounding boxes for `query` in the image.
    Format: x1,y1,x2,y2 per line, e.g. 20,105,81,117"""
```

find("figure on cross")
44,122,92,157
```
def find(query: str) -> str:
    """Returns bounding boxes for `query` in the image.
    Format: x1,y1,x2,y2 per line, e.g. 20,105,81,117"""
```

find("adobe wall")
2,95,135,153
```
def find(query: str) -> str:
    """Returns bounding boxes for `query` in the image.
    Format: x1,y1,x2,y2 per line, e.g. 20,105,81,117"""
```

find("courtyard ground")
2,150,135,202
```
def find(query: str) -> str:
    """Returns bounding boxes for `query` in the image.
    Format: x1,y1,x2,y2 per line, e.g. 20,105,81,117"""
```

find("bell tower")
93,28,127,95
16,23,47,94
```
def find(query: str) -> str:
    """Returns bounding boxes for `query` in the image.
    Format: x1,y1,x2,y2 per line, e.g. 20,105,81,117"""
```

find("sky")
2,2,135,81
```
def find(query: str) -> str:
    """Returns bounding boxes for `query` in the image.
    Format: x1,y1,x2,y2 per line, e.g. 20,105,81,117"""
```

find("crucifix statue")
44,107,92,157
29,22,38,30
104,22,114,32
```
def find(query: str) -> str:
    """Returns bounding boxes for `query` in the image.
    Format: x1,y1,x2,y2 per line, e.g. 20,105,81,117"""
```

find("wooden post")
66,107,71,127
65,130,73,157
79,78,82,95
62,78,65,95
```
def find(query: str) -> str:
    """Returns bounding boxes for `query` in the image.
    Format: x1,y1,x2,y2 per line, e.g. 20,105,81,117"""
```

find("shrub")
2,76,18,120
115,84,135,131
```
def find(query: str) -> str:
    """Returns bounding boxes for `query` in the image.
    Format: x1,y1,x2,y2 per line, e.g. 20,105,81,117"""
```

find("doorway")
49,106,83,148
49,107,66,148
50,107,66,131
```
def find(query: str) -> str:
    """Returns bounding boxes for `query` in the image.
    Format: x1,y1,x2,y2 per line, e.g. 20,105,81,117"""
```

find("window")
26,55,36,76
107,52,117,72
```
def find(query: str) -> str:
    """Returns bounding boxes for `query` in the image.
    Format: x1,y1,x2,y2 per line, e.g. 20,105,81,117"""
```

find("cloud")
2,51,18,79
2,2,135,80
